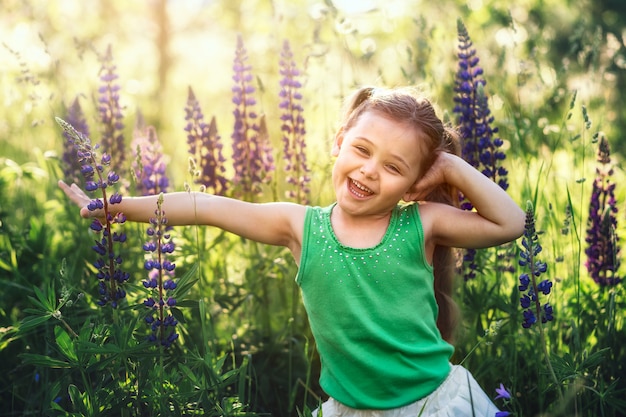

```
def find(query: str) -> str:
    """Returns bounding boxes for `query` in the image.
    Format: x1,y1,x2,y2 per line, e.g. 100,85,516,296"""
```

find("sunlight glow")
495,26,529,47
333,0,378,14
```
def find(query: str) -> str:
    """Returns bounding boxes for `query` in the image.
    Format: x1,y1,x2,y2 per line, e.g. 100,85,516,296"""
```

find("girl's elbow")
510,208,526,240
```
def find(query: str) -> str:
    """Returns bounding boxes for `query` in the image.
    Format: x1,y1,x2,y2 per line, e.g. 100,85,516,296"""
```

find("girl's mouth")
348,178,374,198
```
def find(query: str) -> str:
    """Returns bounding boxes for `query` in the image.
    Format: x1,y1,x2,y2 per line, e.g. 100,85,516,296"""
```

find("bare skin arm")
406,153,525,250
58,180,306,261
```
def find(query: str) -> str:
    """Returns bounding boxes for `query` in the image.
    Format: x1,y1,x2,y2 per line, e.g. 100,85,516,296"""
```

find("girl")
59,86,525,416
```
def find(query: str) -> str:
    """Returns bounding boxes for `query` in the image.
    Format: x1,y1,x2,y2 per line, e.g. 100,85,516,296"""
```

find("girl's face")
331,110,425,217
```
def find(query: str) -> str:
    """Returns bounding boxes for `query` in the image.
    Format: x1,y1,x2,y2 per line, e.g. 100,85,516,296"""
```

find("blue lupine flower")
542,303,554,323
143,194,178,348
495,412,511,417
279,40,310,204
522,309,537,329
584,134,622,286
454,19,510,280
518,202,553,328
97,45,125,175
185,87,228,195
56,117,129,308
453,19,507,190
231,35,274,200
537,280,552,295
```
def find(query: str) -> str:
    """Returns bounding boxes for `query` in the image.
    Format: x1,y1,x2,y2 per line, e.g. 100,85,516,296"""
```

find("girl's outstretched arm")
409,153,525,249
58,180,306,256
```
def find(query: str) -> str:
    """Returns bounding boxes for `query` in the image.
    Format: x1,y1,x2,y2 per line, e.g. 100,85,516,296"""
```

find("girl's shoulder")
412,200,453,237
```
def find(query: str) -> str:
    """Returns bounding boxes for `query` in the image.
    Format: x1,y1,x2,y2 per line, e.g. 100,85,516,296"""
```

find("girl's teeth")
351,179,372,194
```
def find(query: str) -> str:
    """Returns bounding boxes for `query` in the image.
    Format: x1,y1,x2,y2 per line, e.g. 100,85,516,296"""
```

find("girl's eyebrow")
356,137,412,171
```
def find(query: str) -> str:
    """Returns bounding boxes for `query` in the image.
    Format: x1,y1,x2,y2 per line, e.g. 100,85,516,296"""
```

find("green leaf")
33,285,55,311
18,313,52,334
170,306,186,324
19,353,71,368
68,384,90,415
55,326,77,362
172,263,199,300
26,295,49,312
0,256,12,272
178,363,199,384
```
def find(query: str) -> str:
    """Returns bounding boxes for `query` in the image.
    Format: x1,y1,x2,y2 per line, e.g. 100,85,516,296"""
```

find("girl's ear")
331,127,345,157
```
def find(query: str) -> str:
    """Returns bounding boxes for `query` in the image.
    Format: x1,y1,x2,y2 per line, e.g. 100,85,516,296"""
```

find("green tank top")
296,203,454,409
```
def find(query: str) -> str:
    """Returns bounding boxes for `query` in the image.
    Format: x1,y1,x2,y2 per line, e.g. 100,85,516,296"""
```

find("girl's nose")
359,161,378,179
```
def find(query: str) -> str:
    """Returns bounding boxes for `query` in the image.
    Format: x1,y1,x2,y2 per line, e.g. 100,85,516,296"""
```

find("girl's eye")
355,146,369,155
386,164,400,173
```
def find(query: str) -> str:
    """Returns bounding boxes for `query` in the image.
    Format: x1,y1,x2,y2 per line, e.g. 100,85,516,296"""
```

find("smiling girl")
60,86,525,416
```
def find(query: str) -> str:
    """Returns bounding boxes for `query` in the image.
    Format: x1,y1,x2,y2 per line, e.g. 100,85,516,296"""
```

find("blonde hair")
339,86,461,343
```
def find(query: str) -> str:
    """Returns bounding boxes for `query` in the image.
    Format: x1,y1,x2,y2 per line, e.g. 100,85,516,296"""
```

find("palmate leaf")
19,283,60,334
29,285,56,312
550,348,610,383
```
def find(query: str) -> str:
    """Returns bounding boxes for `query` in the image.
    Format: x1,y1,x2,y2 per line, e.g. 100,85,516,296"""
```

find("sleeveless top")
296,203,454,409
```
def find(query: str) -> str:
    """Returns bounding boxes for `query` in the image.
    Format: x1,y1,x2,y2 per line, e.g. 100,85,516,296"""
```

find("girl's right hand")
58,180,98,218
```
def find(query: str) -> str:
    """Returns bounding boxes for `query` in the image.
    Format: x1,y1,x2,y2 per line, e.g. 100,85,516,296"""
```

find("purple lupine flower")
231,35,274,200
56,117,129,308
184,87,228,195
131,116,170,196
143,194,178,348
518,202,553,328
585,134,621,286
454,19,510,281
62,96,90,185
279,40,310,205
97,45,125,175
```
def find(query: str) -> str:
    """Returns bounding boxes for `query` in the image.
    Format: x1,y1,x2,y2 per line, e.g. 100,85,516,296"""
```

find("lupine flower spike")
131,114,171,196
454,18,510,280
62,96,90,186
97,45,125,175
279,40,310,205
518,201,563,401
231,35,274,200
453,18,508,191
184,87,228,195
518,201,553,328
56,117,129,308
585,134,622,286
143,193,179,348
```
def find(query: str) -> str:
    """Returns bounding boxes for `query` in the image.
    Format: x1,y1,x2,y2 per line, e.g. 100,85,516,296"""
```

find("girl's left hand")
408,152,454,201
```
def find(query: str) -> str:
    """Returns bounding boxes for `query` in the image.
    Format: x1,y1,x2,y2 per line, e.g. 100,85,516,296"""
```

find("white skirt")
313,365,500,417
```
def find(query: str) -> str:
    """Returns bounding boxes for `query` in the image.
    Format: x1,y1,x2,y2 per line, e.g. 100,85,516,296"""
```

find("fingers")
58,180,92,218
